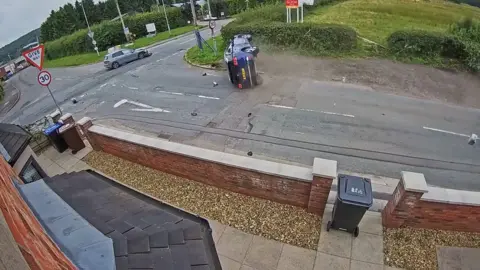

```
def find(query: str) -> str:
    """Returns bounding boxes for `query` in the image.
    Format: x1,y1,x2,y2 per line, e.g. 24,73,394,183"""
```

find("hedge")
221,21,357,53
387,29,480,71
45,8,186,60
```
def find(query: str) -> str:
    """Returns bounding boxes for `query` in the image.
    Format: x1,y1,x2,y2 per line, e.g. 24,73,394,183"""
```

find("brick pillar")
382,171,428,228
76,117,98,150
59,113,74,125
307,158,337,216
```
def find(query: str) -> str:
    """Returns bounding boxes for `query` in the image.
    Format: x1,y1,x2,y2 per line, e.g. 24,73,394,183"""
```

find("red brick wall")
90,132,314,208
308,176,333,216
382,180,480,232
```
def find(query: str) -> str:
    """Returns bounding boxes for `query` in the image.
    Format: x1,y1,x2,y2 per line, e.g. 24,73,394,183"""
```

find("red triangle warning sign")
22,44,45,70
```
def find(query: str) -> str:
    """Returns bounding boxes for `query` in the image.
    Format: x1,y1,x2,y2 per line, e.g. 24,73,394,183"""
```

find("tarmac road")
1,21,479,191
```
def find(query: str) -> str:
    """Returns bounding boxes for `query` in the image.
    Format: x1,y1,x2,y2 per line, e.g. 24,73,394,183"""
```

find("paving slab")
277,244,316,270
350,260,383,270
351,232,384,265
244,235,283,270
216,227,253,262
44,162,66,176
314,252,350,270
208,219,226,244
219,255,241,270
318,222,352,259
437,246,480,270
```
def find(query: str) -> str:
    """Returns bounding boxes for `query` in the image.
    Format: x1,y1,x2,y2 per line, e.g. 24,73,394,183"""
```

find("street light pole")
156,0,171,35
206,0,212,19
80,1,99,56
189,0,197,26
114,0,128,41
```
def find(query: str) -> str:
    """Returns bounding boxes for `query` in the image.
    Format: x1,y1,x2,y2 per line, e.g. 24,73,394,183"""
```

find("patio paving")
38,145,401,270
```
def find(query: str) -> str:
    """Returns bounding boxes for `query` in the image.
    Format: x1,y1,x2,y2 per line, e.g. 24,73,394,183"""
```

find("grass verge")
44,25,199,68
185,36,225,67
306,0,480,45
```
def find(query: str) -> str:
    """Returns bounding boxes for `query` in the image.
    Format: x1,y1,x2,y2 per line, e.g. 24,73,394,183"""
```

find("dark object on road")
213,81,218,87
327,174,373,237
191,112,198,116
43,123,68,153
71,98,77,104
247,151,253,156
59,123,85,154
224,34,259,89
468,134,478,145
202,72,207,76
248,113,252,117
104,48,152,70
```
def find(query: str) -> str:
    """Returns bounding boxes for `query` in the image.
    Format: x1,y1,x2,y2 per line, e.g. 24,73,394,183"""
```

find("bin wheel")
326,221,332,232
353,227,359,237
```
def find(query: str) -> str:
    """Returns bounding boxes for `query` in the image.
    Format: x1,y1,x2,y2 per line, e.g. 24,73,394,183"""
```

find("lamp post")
114,0,128,41
80,1,99,55
156,0,171,34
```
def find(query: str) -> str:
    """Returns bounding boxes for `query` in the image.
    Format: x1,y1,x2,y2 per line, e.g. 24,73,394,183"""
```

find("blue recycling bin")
44,123,68,153
232,52,257,89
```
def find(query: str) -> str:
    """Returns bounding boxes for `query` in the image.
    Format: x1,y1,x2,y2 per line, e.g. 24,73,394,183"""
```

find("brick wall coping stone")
77,116,91,125
312,158,337,179
89,125,314,182
401,171,429,193
59,113,73,122
422,186,480,207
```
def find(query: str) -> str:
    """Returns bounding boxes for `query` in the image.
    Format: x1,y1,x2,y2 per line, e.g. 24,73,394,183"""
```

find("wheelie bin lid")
337,174,373,207
43,123,63,135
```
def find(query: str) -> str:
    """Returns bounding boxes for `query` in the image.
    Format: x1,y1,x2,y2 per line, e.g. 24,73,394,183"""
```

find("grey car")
104,48,152,69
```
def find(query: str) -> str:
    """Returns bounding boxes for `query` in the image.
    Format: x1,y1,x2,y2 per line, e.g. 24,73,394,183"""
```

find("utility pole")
115,0,128,41
189,0,197,26
156,0,171,34
80,1,99,55
206,0,212,19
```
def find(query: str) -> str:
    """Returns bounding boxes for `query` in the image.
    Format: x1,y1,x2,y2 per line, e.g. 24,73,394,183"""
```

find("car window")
104,55,109,60
112,51,124,58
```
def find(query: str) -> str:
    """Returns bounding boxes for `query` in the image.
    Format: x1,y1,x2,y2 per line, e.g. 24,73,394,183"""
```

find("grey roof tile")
170,245,191,270
128,253,154,269
151,248,174,270
106,218,134,234
106,231,128,257
168,227,185,245
124,227,150,254
115,256,128,270
149,230,168,248
186,240,209,266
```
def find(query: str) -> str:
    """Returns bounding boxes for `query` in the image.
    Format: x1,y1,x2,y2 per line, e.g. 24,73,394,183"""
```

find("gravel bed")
384,227,480,270
84,151,321,249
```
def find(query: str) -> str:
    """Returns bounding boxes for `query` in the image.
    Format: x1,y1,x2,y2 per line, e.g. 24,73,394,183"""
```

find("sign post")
209,20,217,55
285,0,299,23
23,45,63,116
37,71,63,115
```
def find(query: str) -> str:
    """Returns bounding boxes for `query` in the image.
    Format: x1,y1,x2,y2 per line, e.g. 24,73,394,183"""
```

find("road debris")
84,151,321,249
213,81,218,87
202,72,207,76
191,112,197,116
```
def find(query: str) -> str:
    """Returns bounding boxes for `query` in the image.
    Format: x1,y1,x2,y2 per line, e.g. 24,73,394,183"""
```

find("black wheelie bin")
326,174,373,237
44,122,68,153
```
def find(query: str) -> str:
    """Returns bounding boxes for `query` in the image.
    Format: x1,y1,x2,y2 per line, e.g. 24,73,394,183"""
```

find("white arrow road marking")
265,104,355,118
423,126,470,137
113,99,170,113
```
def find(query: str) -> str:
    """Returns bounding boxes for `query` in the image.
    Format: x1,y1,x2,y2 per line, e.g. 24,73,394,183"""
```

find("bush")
222,21,357,53
45,8,186,60
450,18,480,70
387,30,464,58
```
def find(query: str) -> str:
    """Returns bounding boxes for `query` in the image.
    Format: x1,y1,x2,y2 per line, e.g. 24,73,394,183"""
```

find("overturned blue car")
224,34,260,89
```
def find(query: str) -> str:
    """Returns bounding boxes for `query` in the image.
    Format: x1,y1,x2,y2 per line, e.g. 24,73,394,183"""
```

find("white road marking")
55,78,63,81
113,99,170,113
159,90,184,96
423,126,470,137
114,99,128,108
158,90,219,100
179,38,196,45
265,104,355,118
80,94,85,98
99,101,105,105
198,95,220,100
100,83,108,89
127,86,139,90
4,101,9,106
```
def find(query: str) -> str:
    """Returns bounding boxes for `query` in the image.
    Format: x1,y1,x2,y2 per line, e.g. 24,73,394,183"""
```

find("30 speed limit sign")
37,70,52,86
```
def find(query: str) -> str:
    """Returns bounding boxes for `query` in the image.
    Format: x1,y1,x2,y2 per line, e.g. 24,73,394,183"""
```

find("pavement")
37,143,398,270
2,19,479,192
0,80,20,116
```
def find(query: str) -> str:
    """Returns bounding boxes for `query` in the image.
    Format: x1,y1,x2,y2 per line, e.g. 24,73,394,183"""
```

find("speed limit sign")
37,70,52,86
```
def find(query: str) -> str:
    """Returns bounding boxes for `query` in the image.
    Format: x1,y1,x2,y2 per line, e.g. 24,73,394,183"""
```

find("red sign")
37,70,52,86
286,0,298,8
22,44,45,70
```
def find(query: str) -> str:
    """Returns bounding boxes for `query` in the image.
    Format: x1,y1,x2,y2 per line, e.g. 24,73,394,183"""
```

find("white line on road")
100,83,108,89
158,90,219,100
114,99,128,108
179,38,196,45
423,126,470,137
265,104,355,118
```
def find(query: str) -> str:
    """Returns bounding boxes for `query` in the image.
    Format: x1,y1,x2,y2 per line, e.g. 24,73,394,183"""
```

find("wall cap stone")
401,171,428,193
89,125,314,182
59,113,73,121
312,158,337,179
422,186,480,207
77,117,92,125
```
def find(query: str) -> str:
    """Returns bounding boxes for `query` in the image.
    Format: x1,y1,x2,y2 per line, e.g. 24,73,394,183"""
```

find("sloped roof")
45,170,221,270
0,123,31,164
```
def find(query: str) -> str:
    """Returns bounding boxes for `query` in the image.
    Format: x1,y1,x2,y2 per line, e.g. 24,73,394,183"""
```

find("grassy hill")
0,28,40,64
306,0,480,44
